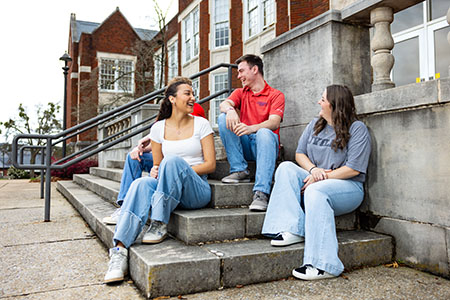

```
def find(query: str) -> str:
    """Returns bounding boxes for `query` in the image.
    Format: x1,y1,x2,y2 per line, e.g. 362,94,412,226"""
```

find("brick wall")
199,0,210,114
276,0,290,36
230,0,243,88
290,0,329,29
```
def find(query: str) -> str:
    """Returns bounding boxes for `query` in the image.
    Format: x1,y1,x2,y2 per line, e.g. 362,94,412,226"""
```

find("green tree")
0,102,62,177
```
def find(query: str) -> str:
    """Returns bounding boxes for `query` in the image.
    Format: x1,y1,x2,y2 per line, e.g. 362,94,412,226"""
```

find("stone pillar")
370,7,395,91
447,5,450,76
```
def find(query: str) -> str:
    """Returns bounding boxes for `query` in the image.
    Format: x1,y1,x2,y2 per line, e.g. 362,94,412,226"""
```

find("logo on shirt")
256,101,267,106
309,136,332,147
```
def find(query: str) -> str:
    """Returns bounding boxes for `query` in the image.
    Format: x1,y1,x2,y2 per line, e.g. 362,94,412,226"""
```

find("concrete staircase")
57,160,393,299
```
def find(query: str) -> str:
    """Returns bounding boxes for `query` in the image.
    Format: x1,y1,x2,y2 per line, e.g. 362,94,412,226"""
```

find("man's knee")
255,128,277,144
218,113,227,129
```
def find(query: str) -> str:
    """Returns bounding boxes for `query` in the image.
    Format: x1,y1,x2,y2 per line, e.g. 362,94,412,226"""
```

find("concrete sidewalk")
1,179,449,299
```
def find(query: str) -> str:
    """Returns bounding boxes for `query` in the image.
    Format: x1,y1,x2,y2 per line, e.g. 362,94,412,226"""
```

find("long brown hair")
313,85,358,151
156,77,193,121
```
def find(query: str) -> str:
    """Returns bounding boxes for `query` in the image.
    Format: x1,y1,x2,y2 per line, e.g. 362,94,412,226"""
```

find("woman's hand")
302,175,316,192
310,167,328,181
150,165,159,179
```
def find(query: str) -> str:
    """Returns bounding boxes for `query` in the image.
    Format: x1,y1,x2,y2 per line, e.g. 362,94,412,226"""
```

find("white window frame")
154,52,164,90
244,0,275,40
213,0,230,48
392,1,449,84
168,42,178,80
182,6,200,64
210,73,228,127
192,78,200,101
99,58,135,93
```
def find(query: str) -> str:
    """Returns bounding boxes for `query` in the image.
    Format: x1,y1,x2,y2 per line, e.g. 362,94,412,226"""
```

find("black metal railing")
12,63,237,221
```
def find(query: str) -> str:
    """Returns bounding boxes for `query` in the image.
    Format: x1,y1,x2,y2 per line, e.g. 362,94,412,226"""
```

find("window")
192,78,200,101
392,0,450,86
214,0,229,47
245,0,275,39
211,73,228,126
154,53,164,89
183,7,200,63
99,58,134,93
168,42,178,80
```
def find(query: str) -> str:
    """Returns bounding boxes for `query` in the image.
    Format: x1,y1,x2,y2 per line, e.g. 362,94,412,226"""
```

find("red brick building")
153,0,330,126
66,2,331,139
66,8,157,145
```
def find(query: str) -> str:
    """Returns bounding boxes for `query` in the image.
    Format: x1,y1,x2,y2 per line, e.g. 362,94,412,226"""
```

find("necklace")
165,123,183,135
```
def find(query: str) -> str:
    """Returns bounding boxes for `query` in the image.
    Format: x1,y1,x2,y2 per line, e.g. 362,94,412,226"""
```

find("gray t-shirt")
296,118,371,182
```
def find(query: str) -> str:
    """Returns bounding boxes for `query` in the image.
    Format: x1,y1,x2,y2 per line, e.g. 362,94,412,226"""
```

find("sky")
0,0,177,140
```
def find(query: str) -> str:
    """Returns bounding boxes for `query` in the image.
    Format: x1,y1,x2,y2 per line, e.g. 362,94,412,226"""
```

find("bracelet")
226,107,235,113
309,166,317,174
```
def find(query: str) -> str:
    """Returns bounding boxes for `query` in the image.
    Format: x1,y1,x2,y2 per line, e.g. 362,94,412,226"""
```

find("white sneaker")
104,247,128,283
142,220,167,244
292,264,336,280
271,232,304,246
103,207,121,225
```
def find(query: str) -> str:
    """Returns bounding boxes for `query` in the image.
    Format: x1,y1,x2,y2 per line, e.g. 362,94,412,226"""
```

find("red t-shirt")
228,82,285,138
192,103,206,119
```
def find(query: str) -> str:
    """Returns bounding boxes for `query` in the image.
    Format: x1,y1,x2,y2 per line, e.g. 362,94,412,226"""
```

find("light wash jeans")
113,155,211,248
262,161,364,276
218,113,279,194
117,152,154,205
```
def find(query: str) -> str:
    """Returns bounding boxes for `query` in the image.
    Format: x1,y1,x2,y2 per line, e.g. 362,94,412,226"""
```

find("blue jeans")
117,152,154,205
218,113,279,194
262,161,364,276
113,155,211,248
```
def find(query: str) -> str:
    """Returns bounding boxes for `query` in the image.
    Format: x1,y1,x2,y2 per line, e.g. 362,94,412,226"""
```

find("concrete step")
86,169,256,208
104,159,255,181
74,173,357,243
57,179,393,299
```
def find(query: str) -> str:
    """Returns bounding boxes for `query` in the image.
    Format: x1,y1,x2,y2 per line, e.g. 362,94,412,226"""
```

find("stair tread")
57,180,393,298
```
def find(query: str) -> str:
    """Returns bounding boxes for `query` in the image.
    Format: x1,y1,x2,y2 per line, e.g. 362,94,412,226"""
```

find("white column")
370,7,395,91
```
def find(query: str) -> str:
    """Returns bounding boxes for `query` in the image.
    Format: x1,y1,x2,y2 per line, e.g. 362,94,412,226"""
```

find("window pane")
431,0,448,20
215,22,229,47
263,0,275,27
117,60,133,92
392,37,420,86
434,25,450,78
192,78,199,101
392,2,424,34
213,73,228,125
100,59,115,90
248,8,258,37
215,0,228,23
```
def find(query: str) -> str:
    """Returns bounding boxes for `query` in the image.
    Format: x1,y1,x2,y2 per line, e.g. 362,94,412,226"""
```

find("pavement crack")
3,236,97,248
0,282,105,299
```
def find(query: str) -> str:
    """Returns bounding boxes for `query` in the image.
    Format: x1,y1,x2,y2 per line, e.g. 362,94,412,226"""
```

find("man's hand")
233,122,256,136
129,146,143,162
226,109,240,131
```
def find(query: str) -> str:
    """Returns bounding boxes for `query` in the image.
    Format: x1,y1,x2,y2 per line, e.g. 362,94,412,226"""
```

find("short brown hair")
235,54,264,76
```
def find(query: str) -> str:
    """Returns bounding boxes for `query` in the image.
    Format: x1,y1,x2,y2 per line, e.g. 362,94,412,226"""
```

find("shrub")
51,157,98,179
7,166,30,179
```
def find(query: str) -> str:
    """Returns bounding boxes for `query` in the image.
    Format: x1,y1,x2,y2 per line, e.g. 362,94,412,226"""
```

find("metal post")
60,53,72,158
62,65,68,157
227,66,233,96
40,147,45,199
44,138,52,221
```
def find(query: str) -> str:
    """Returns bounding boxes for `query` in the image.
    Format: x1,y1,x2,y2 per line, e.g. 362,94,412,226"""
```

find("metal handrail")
11,63,237,221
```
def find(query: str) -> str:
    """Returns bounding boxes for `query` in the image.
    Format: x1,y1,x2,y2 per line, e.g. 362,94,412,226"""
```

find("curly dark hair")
156,76,193,121
313,85,358,151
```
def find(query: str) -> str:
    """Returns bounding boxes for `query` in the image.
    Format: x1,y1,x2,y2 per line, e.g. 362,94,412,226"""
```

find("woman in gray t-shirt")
262,85,371,280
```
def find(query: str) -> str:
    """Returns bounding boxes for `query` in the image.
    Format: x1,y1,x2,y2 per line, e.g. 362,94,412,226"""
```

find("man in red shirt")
218,54,285,211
